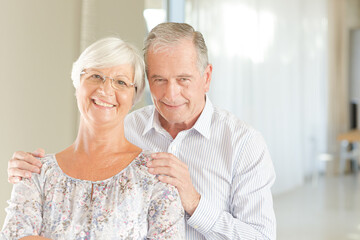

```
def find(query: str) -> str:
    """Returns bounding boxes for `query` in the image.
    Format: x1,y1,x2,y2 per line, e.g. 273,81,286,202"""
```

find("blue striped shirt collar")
142,95,213,139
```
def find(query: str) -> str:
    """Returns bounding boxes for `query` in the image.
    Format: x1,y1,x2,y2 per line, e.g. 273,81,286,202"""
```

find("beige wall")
0,0,146,227
81,0,146,51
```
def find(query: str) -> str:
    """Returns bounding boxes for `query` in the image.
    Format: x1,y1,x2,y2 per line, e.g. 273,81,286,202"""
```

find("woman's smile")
92,98,116,108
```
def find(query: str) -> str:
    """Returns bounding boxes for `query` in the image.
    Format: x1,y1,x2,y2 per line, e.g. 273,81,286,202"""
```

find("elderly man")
8,22,276,239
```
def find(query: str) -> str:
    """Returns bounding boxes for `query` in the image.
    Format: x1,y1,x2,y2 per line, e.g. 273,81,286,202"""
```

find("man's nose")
164,80,181,101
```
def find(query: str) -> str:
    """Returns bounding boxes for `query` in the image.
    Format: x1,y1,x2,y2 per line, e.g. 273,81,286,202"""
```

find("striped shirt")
124,97,276,240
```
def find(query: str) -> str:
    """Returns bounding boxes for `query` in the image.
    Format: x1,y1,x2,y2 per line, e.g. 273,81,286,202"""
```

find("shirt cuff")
186,196,221,235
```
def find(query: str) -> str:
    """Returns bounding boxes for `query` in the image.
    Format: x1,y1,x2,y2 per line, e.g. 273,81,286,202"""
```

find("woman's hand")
8,148,45,183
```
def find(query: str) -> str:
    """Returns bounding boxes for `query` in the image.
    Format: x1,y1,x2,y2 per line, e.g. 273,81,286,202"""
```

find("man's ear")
203,64,213,93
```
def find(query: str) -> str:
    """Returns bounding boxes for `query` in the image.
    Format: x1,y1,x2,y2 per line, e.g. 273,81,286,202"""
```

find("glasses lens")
82,70,134,90
113,77,133,90
86,72,104,84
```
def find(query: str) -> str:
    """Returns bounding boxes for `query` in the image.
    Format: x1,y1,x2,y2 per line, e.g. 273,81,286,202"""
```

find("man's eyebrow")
177,74,192,78
149,74,164,79
149,74,193,79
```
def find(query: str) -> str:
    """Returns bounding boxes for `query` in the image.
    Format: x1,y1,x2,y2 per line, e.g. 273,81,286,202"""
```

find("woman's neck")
71,118,139,158
55,118,141,181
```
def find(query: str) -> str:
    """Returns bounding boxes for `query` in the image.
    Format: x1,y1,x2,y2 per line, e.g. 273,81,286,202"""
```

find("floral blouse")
1,152,185,240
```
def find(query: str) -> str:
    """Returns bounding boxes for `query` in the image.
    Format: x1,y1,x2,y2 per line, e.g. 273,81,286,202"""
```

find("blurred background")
0,0,360,239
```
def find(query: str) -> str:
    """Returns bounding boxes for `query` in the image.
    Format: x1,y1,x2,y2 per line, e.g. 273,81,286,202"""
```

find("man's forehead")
149,38,194,54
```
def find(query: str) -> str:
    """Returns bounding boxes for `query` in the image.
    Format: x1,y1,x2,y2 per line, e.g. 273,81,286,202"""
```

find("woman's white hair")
71,37,145,104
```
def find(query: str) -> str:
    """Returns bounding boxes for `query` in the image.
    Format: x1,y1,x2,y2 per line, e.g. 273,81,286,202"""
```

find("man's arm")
188,132,276,240
7,149,44,183
147,133,276,240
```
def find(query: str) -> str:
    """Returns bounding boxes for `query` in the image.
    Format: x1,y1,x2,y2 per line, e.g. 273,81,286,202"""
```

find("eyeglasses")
80,70,136,90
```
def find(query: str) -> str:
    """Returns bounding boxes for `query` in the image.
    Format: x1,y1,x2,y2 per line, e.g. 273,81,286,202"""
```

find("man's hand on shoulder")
147,152,201,216
8,148,45,184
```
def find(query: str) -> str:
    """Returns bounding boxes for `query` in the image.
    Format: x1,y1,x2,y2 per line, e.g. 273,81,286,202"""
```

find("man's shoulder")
212,106,257,134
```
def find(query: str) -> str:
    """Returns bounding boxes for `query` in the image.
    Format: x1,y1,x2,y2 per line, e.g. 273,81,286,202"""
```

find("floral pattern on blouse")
1,152,185,240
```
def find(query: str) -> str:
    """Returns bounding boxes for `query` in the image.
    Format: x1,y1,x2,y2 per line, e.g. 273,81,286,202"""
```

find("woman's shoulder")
33,154,60,179
131,151,180,195
38,154,57,169
132,150,154,168
19,154,59,191
129,150,157,179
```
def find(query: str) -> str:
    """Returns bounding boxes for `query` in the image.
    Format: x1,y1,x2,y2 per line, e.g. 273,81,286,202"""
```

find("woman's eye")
90,74,102,80
115,80,128,86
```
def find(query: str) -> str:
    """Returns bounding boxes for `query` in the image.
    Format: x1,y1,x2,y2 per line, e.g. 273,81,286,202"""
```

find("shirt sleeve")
147,181,185,240
187,131,276,240
0,174,43,240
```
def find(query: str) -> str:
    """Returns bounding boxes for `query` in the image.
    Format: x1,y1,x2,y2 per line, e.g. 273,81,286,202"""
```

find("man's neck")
159,113,200,139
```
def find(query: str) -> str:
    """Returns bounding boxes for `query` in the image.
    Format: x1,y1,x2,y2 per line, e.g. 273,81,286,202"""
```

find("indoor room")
0,0,359,239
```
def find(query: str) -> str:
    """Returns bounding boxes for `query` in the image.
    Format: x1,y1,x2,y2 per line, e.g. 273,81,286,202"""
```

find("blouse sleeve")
0,174,43,240
147,181,185,240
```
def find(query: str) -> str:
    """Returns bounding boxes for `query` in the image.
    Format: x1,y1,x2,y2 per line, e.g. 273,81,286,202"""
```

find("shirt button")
194,225,199,229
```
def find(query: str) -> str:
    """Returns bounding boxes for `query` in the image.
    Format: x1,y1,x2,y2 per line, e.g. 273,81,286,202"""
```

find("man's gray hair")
71,37,145,104
144,22,209,74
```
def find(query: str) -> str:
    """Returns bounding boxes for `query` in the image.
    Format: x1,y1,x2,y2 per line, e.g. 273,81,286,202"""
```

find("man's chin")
159,111,186,124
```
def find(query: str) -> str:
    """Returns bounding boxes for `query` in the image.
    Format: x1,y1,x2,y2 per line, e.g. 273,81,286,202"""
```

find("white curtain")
186,0,328,194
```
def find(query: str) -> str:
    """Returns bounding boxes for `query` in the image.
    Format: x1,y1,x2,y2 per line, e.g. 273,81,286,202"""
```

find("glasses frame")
80,69,136,90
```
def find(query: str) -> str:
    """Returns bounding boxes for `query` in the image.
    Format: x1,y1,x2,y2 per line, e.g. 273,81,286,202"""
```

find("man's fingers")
12,151,28,160
32,148,45,158
157,175,180,187
148,166,179,177
147,158,186,168
12,151,42,168
8,167,33,179
8,176,21,184
151,152,179,162
147,159,172,168
8,158,41,173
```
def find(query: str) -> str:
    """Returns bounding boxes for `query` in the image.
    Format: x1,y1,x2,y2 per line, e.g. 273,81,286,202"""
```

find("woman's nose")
99,78,115,95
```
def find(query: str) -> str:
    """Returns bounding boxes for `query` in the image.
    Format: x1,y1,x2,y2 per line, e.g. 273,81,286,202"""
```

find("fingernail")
147,162,152,167
14,177,20,183
36,162,42,167
25,173,32,178
148,168,154,173
36,168,41,174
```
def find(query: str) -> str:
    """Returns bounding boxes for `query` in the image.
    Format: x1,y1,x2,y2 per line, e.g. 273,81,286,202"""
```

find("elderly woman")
1,37,185,239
